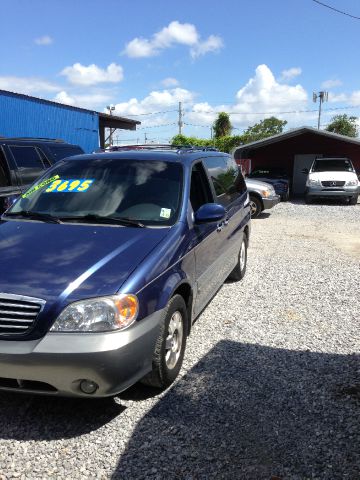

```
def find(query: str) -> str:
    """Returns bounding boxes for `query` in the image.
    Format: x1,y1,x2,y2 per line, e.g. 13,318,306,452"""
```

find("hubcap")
250,200,257,216
165,311,183,370
240,240,246,271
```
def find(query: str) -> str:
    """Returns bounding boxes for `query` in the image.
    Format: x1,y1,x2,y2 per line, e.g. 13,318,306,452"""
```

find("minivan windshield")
311,159,354,172
7,158,183,226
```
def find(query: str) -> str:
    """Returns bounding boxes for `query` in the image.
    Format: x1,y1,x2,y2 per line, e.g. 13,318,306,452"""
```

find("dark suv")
0,138,84,212
0,146,250,397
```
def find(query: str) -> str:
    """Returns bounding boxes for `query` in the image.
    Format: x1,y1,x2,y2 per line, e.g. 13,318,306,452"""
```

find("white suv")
304,157,359,205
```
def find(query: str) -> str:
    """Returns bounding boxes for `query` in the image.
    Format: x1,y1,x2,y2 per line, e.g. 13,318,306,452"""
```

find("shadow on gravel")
114,341,359,479
0,393,124,439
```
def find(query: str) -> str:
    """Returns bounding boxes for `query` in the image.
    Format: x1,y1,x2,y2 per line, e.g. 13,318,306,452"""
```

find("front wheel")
141,295,188,389
228,234,248,281
349,194,358,205
249,195,262,218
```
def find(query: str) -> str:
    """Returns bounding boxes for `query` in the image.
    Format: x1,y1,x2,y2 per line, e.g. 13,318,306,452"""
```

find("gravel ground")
0,200,359,480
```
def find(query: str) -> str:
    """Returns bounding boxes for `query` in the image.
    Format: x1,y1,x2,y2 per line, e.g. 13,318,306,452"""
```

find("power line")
121,109,178,117
186,105,359,116
311,0,360,20
137,122,177,130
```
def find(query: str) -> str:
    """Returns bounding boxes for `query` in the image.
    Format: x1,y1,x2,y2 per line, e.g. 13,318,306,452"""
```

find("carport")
233,127,360,195
98,113,140,149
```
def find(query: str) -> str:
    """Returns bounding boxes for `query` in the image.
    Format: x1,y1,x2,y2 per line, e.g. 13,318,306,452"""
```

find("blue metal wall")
0,91,99,153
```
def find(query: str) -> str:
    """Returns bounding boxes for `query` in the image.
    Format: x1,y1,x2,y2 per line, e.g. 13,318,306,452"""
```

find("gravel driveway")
0,200,359,480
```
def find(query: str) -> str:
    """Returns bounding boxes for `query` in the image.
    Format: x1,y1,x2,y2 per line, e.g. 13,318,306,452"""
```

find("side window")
203,156,247,206
37,148,52,168
190,162,213,212
47,145,84,162
9,146,46,169
0,149,9,187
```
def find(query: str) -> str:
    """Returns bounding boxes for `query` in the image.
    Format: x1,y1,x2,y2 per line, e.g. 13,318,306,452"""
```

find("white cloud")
53,90,112,109
187,64,309,129
161,77,179,87
34,35,53,46
280,67,302,81
190,35,224,58
123,21,223,58
321,79,342,89
60,63,124,86
0,76,60,94
349,91,360,106
328,92,347,103
110,87,195,127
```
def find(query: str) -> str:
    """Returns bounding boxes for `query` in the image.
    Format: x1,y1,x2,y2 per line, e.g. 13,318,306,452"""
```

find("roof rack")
0,137,65,143
99,144,219,153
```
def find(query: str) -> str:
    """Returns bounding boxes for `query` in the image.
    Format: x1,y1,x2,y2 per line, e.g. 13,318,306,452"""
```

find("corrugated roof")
0,89,139,126
234,126,360,153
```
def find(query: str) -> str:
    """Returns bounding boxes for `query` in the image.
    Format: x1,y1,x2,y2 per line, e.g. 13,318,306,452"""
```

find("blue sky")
1,0,360,143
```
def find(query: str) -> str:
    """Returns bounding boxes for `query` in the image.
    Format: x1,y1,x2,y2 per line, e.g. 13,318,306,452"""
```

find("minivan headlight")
50,294,138,332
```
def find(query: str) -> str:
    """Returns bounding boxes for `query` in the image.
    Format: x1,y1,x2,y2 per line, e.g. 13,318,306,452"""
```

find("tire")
141,295,188,389
349,194,358,205
282,188,290,202
228,233,248,281
249,195,262,218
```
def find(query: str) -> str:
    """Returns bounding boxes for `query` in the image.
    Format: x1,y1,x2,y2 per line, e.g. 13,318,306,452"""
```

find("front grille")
321,181,345,187
0,293,45,335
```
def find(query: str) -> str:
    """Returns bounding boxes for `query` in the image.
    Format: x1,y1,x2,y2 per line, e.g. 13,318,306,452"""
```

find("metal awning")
98,113,140,148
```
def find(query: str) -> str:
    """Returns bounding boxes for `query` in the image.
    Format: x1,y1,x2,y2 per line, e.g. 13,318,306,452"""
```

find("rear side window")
47,145,84,162
203,156,247,206
9,146,45,169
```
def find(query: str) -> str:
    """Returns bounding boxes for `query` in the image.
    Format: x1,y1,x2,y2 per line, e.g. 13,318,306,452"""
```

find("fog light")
80,379,98,394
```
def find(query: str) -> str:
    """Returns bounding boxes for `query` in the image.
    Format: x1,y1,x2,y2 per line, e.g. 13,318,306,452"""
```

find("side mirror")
301,168,309,174
194,203,226,224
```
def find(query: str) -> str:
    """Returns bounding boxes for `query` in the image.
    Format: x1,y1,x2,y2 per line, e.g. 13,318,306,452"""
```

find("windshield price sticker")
22,175,60,198
45,178,94,193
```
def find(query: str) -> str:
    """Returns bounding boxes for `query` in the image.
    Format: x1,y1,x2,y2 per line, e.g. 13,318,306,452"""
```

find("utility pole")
313,91,328,130
178,101,183,135
144,132,147,144
106,105,115,146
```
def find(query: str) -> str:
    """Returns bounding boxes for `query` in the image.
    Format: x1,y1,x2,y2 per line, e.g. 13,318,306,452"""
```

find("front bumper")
262,195,280,210
305,186,358,198
0,309,163,397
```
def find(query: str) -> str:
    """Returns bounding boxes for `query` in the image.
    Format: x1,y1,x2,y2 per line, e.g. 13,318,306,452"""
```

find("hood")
0,220,169,305
248,177,288,186
309,171,358,181
246,178,275,190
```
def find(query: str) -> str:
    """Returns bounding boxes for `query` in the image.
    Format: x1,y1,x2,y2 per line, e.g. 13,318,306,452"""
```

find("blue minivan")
0,147,250,397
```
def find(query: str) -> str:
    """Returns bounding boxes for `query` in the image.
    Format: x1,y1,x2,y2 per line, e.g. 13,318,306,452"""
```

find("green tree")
243,116,287,142
171,133,246,153
213,112,232,138
326,114,358,137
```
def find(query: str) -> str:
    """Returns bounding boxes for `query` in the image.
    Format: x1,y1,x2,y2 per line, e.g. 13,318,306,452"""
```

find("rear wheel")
249,195,262,218
349,194,358,205
228,234,248,281
141,295,188,389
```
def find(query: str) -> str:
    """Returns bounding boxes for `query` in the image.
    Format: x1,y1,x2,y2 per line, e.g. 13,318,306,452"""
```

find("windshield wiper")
2,210,61,224
60,214,146,228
